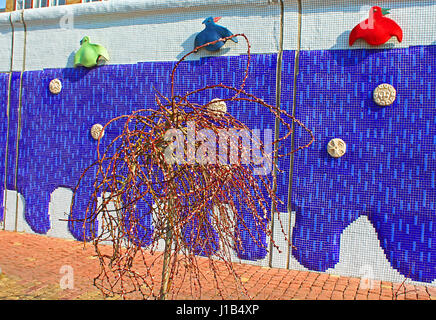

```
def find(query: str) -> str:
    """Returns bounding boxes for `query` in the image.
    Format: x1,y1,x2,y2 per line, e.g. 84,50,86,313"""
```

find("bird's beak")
381,8,390,15
213,17,222,23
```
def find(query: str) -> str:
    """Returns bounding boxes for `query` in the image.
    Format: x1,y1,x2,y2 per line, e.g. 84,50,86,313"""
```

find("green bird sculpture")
74,36,110,68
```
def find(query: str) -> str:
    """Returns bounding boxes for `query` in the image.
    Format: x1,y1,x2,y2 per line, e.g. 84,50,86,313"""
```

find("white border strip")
0,0,273,25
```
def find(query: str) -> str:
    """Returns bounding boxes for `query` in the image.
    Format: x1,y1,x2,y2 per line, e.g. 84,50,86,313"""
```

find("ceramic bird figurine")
349,6,403,46
74,36,110,68
194,17,238,52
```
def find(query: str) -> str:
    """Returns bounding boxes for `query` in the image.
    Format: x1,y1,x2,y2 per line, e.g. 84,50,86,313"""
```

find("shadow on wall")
176,32,231,61
65,51,77,70
63,31,233,67
429,41,436,55
330,30,397,53
320,31,399,89
61,64,92,82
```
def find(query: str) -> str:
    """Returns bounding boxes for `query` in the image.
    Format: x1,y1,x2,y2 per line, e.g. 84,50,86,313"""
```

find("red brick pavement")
0,230,435,300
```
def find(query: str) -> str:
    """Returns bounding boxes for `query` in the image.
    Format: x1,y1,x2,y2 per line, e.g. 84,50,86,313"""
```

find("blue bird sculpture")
194,17,238,52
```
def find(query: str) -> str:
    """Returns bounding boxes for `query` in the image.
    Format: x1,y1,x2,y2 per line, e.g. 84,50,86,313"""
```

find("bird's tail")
393,24,403,43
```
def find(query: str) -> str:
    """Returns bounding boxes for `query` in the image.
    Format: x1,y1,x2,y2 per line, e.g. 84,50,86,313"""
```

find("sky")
0,0,5,9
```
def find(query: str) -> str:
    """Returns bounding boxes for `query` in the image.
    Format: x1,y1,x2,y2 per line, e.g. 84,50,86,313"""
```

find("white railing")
15,0,104,10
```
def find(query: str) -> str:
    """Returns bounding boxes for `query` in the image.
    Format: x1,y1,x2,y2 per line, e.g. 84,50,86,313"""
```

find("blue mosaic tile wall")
276,51,296,213
6,73,21,193
16,54,280,259
289,46,436,283
1,72,21,224
0,73,9,223
3,46,435,281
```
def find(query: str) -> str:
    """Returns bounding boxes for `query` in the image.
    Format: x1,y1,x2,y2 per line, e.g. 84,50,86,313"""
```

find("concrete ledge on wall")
0,15,12,72
2,190,29,233
0,0,284,71
283,0,436,51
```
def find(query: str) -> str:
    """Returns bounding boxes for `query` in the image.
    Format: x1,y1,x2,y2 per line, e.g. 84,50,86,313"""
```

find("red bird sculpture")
349,6,403,46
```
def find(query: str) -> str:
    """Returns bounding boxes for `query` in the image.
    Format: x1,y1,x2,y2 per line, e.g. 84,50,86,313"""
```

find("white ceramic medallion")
49,78,62,94
373,83,396,106
327,138,347,158
90,123,104,140
208,98,227,116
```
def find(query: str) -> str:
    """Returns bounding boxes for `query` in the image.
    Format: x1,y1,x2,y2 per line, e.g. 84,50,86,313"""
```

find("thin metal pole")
286,0,302,270
268,0,285,268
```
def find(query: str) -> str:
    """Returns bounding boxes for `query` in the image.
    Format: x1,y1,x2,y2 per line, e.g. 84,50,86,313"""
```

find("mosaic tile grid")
1,72,21,226
4,45,435,279
6,73,20,193
16,53,282,260
276,51,296,213
289,46,436,283
0,73,9,223
122,188,155,248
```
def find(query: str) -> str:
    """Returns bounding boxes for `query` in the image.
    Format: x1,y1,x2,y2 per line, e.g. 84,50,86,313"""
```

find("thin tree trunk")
158,202,174,300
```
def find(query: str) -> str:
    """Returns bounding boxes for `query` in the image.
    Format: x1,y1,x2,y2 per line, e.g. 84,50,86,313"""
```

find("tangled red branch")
70,34,314,299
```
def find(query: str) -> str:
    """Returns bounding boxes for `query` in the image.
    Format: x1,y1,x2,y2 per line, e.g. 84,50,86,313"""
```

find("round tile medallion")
207,98,227,116
90,124,104,140
327,138,346,158
373,83,396,106
49,78,62,94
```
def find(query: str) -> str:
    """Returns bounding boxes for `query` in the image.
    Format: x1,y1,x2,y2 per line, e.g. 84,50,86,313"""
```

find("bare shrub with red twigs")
70,34,314,300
